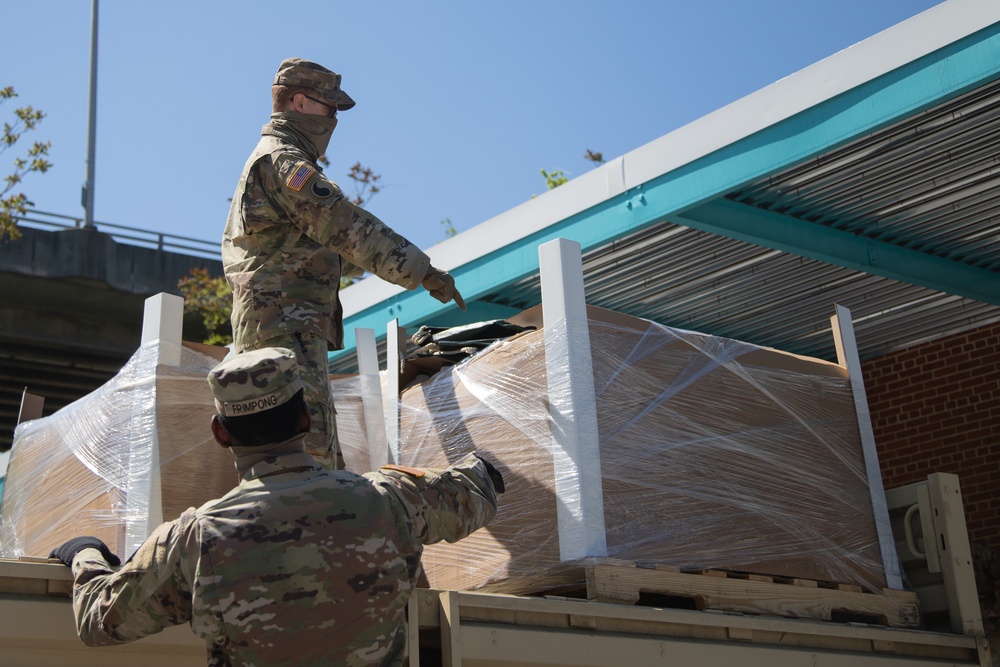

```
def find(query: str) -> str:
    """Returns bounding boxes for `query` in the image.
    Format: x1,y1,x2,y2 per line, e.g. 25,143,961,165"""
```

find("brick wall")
863,321,1000,552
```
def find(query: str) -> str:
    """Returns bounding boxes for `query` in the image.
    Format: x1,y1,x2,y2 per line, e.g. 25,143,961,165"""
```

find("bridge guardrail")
13,210,221,260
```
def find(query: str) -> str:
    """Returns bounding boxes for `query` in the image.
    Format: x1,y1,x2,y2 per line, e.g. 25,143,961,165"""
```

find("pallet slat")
585,560,921,628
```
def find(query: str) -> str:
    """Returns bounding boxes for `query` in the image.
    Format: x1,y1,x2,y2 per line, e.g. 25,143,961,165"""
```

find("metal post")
82,0,99,229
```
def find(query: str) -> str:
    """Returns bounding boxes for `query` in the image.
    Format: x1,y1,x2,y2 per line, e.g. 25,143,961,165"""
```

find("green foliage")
439,217,456,239
536,148,605,197
178,268,233,346
540,168,568,191
1,87,52,241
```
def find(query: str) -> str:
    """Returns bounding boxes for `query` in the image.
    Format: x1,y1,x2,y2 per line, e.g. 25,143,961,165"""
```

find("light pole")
82,0,98,229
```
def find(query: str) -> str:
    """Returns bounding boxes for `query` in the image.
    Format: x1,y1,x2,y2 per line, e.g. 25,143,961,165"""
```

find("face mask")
271,111,338,159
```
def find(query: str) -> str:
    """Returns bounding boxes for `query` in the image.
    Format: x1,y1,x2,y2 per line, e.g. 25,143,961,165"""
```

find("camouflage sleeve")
70,514,198,646
263,155,431,290
370,453,498,545
341,259,366,279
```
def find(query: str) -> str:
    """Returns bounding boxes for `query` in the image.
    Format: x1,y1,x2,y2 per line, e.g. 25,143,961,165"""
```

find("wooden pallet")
584,559,921,628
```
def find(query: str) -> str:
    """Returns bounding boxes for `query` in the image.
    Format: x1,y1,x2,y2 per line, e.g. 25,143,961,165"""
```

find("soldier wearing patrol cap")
222,57,467,472
49,348,503,666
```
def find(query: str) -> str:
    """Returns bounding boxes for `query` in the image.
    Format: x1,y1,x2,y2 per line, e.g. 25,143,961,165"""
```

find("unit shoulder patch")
285,162,315,191
311,179,334,198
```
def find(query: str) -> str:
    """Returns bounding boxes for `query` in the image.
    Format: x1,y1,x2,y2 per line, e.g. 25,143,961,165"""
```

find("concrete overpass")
0,222,222,451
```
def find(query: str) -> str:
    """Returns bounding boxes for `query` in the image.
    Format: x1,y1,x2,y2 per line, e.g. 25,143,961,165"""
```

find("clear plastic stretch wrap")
0,305,888,599
0,341,237,560
389,306,888,595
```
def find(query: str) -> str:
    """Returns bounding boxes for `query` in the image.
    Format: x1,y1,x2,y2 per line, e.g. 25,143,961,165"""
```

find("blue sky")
2,0,942,254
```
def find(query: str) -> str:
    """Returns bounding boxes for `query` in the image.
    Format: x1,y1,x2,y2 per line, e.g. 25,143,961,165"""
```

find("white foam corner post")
355,327,389,470
141,292,184,367
539,238,608,561
129,292,183,548
831,304,903,590
17,390,44,424
385,320,406,465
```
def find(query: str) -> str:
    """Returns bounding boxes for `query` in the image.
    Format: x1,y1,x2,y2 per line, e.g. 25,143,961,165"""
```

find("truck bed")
1,557,989,667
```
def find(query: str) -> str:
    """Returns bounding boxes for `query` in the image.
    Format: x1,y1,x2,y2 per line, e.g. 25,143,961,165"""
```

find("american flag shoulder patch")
285,162,315,191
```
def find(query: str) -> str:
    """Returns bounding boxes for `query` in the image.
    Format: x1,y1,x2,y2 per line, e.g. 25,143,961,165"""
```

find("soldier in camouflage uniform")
223,57,466,470
49,347,502,666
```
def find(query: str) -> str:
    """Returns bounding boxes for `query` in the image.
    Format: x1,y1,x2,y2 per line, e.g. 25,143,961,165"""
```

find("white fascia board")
342,0,1000,319
625,0,1000,189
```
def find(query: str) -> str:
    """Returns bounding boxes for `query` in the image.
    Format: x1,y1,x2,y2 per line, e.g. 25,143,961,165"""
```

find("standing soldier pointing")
223,57,465,470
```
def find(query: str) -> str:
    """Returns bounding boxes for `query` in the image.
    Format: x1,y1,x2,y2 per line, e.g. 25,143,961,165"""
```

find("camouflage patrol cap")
208,348,304,417
273,57,356,110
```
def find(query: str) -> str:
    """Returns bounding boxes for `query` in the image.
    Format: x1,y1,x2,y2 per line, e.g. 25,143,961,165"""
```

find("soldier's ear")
297,403,311,435
211,415,233,449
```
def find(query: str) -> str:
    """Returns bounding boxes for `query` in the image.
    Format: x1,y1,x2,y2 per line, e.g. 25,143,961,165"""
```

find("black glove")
422,266,467,311
49,536,121,567
474,453,505,494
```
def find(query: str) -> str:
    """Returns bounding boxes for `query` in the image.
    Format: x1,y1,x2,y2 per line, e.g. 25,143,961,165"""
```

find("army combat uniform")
223,59,433,468
66,448,496,665
60,349,499,666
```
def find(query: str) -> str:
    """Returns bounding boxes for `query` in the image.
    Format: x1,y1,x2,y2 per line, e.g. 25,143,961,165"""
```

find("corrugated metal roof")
333,1,1000,373
474,223,998,364
728,77,1000,270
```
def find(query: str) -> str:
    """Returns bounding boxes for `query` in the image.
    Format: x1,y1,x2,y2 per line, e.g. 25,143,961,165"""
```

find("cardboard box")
0,342,237,559
393,305,887,594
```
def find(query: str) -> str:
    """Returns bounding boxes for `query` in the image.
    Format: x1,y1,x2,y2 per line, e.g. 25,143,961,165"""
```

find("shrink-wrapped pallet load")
0,299,891,600
390,305,890,595
0,342,236,560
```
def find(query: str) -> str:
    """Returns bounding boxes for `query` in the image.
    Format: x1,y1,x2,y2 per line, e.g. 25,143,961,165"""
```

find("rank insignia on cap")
286,163,315,191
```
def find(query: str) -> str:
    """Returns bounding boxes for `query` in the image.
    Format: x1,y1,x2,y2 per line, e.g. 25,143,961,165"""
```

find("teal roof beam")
674,199,1000,306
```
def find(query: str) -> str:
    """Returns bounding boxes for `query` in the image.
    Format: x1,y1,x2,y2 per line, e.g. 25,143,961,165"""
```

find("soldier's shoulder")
262,135,311,163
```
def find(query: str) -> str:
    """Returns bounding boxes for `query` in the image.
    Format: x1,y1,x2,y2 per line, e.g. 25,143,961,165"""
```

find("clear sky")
2,0,943,255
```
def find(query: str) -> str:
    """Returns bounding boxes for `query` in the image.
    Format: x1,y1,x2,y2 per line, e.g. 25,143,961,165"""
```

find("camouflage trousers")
245,333,343,470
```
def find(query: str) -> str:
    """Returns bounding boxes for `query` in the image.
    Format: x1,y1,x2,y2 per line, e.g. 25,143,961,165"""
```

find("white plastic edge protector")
141,293,183,368
539,238,608,561
386,320,404,465
355,327,388,470
129,293,184,550
831,304,903,590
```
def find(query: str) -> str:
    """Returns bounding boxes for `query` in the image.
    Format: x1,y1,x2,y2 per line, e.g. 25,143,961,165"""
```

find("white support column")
141,292,184,367
355,327,388,471
831,304,903,591
385,320,406,465
539,238,607,561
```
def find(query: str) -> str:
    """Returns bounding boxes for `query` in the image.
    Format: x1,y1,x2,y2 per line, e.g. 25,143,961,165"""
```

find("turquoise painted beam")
674,199,1000,305
335,22,1000,363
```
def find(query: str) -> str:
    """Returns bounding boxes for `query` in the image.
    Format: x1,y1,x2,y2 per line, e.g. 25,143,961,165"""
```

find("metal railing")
13,209,221,260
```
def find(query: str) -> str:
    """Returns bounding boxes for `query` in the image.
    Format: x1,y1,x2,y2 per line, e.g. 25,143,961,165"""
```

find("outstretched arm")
372,452,502,545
